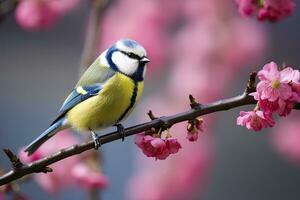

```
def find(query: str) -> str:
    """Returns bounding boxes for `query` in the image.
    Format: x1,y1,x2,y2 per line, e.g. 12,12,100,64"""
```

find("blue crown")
121,39,139,48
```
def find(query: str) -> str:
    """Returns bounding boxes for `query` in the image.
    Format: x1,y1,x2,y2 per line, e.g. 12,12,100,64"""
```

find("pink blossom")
72,163,109,189
237,110,275,131
236,0,295,22
258,0,296,22
135,134,171,160
271,117,300,166
256,62,292,102
256,97,279,113
255,96,290,116
277,98,296,116
186,119,204,142
283,68,300,104
291,84,300,99
254,95,296,117
149,138,169,160
165,138,182,154
252,63,300,116
19,130,108,193
187,132,199,142
288,68,300,99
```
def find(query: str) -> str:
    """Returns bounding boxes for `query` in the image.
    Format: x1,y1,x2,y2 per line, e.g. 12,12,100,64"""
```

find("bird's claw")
90,129,101,150
115,123,125,142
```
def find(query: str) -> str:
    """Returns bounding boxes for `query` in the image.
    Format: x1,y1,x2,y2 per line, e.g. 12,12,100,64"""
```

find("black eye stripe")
120,50,141,60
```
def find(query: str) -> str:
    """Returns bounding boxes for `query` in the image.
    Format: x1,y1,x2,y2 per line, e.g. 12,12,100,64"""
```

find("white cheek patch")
112,51,138,76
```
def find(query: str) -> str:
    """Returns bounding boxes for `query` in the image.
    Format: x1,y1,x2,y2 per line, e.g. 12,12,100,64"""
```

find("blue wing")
51,84,103,125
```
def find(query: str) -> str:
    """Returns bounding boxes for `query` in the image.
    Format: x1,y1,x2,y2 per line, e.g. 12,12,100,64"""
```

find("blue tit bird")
25,39,150,156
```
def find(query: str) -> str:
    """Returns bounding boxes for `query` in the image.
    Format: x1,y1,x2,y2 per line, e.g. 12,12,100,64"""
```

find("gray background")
1,2,300,200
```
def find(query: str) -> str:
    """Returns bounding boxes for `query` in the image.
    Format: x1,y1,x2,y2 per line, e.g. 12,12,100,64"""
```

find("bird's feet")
89,128,101,150
115,123,125,142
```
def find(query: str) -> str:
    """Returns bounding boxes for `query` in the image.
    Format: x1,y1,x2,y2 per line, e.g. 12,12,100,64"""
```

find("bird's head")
105,39,150,81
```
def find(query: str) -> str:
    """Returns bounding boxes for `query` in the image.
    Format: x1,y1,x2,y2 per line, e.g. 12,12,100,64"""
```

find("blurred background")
1,0,300,199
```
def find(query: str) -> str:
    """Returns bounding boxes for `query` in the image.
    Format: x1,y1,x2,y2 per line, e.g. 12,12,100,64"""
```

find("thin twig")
79,0,108,75
147,110,157,120
189,94,200,108
245,71,257,94
3,149,23,169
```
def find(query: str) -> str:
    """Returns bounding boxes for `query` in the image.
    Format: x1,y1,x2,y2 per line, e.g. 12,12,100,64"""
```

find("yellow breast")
66,73,144,133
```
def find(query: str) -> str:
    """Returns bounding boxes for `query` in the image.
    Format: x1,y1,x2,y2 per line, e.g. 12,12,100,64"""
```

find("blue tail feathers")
24,118,66,156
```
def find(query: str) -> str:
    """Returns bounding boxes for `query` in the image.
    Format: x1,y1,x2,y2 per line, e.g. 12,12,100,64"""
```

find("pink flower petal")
237,110,275,131
278,83,292,100
166,138,182,154
280,67,294,83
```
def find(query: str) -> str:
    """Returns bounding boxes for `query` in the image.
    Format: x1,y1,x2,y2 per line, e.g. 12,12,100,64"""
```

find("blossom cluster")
134,131,182,160
236,0,295,22
237,62,300,131
135,117,204,160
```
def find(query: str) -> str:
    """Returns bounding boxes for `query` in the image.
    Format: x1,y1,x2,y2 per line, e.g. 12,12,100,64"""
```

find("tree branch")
0,91,257,186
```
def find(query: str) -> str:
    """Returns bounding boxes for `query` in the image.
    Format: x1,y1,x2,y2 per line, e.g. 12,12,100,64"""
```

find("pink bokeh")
271,115,300,166
15,0,81,31
19,130,108,193
15,0,59,31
